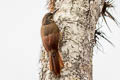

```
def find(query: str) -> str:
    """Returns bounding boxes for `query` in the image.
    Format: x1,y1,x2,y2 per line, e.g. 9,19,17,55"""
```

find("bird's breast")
42,22,59,36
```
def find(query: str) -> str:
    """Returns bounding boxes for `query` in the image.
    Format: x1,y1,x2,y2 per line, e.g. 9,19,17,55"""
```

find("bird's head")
42,9,58,25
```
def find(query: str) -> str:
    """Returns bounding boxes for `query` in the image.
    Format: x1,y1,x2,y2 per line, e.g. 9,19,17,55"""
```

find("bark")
40,0,104,80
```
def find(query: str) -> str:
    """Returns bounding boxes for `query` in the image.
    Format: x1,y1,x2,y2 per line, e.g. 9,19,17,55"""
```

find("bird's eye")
48,16,51,19
50,18,53,21
48,16,53,20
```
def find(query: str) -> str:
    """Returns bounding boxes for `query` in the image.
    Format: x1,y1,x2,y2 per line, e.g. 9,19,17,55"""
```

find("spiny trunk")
40,0,104,80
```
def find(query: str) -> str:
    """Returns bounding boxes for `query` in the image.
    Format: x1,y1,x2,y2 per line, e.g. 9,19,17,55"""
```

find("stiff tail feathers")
49,50,64,76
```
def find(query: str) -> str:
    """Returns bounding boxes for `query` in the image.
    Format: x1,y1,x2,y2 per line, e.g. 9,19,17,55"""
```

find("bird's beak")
52,9,59,15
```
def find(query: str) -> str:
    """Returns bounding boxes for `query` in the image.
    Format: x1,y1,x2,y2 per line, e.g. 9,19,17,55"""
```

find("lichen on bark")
40,0,104,80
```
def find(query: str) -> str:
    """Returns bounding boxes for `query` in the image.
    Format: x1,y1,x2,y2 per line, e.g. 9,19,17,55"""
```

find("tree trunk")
40,0,104,80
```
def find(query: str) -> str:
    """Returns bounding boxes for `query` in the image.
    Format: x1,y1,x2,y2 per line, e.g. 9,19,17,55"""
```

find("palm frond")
101,0,120,31
94,28,114,48
105,10,120,25
95,40,104,52
102,14,112,32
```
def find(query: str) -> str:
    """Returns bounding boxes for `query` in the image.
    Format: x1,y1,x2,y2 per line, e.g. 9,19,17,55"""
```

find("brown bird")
41,10,64,76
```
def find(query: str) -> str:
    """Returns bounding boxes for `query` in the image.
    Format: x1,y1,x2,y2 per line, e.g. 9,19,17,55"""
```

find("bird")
41,10,64,76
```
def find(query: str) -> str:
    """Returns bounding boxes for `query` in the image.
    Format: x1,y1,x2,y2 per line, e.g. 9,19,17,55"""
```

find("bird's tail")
49,50,64,76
